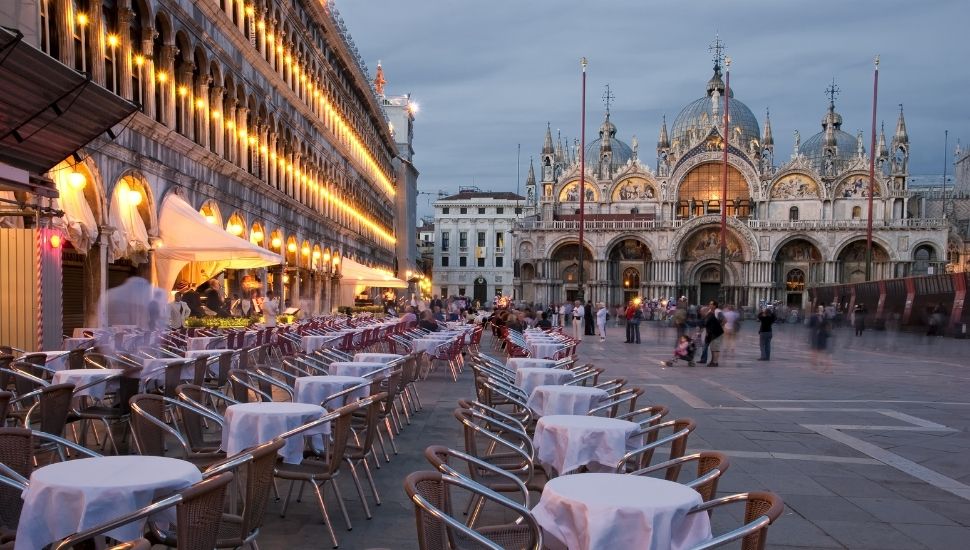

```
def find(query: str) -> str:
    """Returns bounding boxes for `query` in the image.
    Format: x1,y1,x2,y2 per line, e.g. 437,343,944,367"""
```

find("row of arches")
37,0,395,246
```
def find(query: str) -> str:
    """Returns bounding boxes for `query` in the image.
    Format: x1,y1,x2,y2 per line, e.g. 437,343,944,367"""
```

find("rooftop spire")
878,121,889,158
373,60,386,96
542,123,554,155
658,114,670,148
763,108,774,147
893,104,908,145
602,84,614,115
821,78,843,131
526,157,536,185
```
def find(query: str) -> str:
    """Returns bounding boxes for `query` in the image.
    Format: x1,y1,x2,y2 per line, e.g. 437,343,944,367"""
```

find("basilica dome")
670,67,761,152
585,114,633,172
800,102,862,173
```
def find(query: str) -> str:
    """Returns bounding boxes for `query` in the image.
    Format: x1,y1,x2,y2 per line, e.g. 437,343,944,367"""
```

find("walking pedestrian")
584,300,595,336
572,300,584,341
596,302,608,342
809,305,833,372
698,301,724,366
722,305,740,354
852,304,866,336
757,306,776,361
630,304,642,344
624,301,637,343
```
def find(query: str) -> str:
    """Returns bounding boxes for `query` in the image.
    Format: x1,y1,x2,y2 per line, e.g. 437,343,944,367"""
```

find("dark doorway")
565,288,579,303
473,277,487,305
700,283,720,305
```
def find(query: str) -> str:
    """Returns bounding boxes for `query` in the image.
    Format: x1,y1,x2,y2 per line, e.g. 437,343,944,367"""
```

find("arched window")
789,206,799,221
786,269,806,291
678,163,750,216
851,206,862,220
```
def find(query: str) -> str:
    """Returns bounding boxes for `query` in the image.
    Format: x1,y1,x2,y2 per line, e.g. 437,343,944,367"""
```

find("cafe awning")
156,193,283,291
339,257,407,289
0,27,137,196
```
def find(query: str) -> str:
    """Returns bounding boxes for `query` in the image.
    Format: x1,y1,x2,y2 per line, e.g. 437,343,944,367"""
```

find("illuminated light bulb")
248,136,257,145
245,5,255,16
127,189,143,206
323,252,331,263
106,34,119,48
270,151,277,159
156,72,168,83
228,223,242,235
153,238,164,249
226,120,235,129
301,245,310,256
50,234,62,248
259,145,268,154
238,129,248,139
77,13,88,26
195,98,205,109
266,33,274,41
257,20,266,30
282,274,290,284
333,256,340,266
287,242,297,253
276,45,283,54
204,214,216,224
177,85,188,97
270,236,282,248
312,250,321,260
211,110,221,119
68,171,87,190
133,54,145,67
251,230,264,242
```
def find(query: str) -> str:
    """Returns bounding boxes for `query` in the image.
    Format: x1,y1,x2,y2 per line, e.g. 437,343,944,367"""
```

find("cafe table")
532,414,640,475
505,357,557,372
15,455,202,550
515,368,573,397
353,353,404,364
222,402,328,464
531,473,711,550
294,375,369,409
51,368,123,399
328,361,390,379
527,385,608,417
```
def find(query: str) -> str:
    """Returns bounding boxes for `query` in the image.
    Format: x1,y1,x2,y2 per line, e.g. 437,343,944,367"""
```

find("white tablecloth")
222,402,328,464
527,385,608,417
506,358,557,372
302,334,342,354
529,342,564,359
294,375,369,409
353,353,404,364
186,335,227,351
40,350,71,371
516,368,573,396
328,361,389,379
141,357,194,384
63,337,96,351
52,368,123,399
15,456,201,550
411,338,448,354
533,415,640,475
532,473,711,550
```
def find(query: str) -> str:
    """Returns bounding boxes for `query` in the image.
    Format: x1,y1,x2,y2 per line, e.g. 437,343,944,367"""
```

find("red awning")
0,27,137,196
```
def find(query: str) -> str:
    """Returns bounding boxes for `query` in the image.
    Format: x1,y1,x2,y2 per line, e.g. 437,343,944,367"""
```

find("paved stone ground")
259,323,970,549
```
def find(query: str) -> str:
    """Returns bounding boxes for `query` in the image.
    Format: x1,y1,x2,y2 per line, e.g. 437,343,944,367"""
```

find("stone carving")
685,229,743,261
778,241,821,261
771,175,819,199
835,177,879,198
560,182,596,202
614,180,656,201
519,242,533,258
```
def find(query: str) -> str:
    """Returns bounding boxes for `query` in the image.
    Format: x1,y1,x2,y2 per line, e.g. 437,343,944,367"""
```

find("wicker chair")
615,418,697,474
21,383,76,437
0,392,11,426
53,472,234,550
0,428,31,530
630,451,730,502
70,367,142,454
210,439,285,549
403,470,542,550
686,492,785,550
343,390,388,518
128,394,226,469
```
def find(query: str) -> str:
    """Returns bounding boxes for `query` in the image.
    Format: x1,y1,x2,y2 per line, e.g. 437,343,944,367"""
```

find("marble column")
209,86,224,155
140,28,155,116
88,0,106,85
236,106,249,171
160,44,177,128
117,7,134,99
178,65,195,140
194,76,210,148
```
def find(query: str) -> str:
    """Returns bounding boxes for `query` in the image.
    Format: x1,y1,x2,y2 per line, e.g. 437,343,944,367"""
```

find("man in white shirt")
572,300,584,341
262,290,280,327
169,292,190,328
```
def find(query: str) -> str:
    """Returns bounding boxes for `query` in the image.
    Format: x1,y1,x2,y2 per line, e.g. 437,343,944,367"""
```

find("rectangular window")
477,232,486,247
478,207,486,214
440,256,449,267
495,231,505,248
442,207,449,214
458,287,466,296
459,207,467,214
515,207,522,215
459,256,467,267
477,257,485,267
495,257,504,267
459,232,468,248
496,207,504,214
441,287,448,298
440,233,449,251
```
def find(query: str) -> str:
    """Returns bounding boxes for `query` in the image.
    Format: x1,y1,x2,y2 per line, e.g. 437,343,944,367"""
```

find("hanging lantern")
68,171,87,190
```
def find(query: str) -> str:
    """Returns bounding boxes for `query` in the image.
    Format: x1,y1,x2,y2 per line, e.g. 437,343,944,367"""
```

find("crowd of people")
169,279,286,327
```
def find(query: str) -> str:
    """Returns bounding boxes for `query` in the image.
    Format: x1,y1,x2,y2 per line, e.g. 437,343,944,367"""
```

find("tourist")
624,301,637,343
262,290,280,327
809,305,832,371
572,300,584,341
584,300,595,336
418,310,439,332
596,302,608,342
701,300,724,367
183,285,205,317
722,305,740,354
757,306,776,361
240,292,255,317
205,279,226,317
169,292,190,328
401,306,418,325
630,303,643,344
536,312,552,330
433,306,445,322
853,303,866,336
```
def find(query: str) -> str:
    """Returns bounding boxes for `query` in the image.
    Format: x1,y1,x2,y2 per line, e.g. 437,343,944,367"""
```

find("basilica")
513,59,950,310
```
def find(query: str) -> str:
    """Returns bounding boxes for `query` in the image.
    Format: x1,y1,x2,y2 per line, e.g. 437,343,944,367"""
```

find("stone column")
322,273,331,313
178,65,195,140
225,100,238,165
266,132,277,189
117,7,134,100
160,44,177,128
57,0,75,66
140,28,155,116
209,85,224,155
236,106,249,171
194,75,210,148
88,0,106,85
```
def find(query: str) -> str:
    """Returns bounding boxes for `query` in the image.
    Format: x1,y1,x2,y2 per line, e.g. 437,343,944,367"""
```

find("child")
662,334,696,367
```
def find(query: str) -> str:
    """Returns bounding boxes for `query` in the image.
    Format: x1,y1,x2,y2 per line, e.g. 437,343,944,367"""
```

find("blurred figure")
205,279,226,317
182,285,204,317
809,306,833,372
596,302,608,342
852,303,866,336
757,306,776,361
103,277,168,331
229,293,242,316
262,290,280,327
722,305,740,354
240,292,256,317
584,300,595,336
572,300,584,341
418,310,439,332
927,303,947,337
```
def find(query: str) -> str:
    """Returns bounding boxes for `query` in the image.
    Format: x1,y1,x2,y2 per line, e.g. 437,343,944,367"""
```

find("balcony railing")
514,217,949,232
494,246,505,255
458,246,469,254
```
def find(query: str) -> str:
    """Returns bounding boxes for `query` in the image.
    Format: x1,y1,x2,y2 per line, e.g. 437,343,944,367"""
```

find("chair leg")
383,418,399,454
344,459,372,519
361,454,382,505
311,481,340,549
328,478,353,531
375,428,390,463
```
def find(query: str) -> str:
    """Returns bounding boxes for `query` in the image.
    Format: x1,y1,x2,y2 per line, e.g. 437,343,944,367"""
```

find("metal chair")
615,418,697,473
630,451,730,502
686,491,785,550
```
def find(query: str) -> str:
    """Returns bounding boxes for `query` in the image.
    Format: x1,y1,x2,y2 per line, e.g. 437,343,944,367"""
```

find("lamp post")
577,56,588,303
865,56,879,282
719,57,731,305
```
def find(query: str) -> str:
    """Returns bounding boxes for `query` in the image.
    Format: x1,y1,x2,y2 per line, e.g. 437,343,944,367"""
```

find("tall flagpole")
865,56,879,282
719,57,731,304
578,57,588,302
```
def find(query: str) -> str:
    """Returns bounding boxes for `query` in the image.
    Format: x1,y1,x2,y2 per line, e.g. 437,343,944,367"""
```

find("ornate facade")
514,59,949,309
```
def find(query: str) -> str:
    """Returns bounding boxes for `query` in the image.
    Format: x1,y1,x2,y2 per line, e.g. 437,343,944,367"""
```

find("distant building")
514,54,950,309
383,88,420,278
433,189,527,304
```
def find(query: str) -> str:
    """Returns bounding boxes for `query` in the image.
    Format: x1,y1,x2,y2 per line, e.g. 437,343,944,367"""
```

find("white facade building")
433,190,526,303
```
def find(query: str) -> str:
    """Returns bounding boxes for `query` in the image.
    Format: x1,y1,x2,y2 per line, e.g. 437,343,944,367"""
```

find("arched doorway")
622,267,641,304
838,240,889,283
911,244,938,276
607,238,650,306
774,238,822,310
681,226,746,305
550,242,594,303
785,269,806,307
473,276,488,305
698,265,722,305
520,263,536,304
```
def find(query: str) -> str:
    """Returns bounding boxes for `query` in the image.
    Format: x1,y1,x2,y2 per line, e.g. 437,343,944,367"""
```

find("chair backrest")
162,361,187,399
128,394,168,456
0,427,32,529
345,390,387,460
619,418,697,473
0,391,11,425
631,451,730,502
173,472,234,550
686,491,784,550
191,356,209,386
237,439,285,541
33,383,76,436
215,351,234,386
67,348,87,370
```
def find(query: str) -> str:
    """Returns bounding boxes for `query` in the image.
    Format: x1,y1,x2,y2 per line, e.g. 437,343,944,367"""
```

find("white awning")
156,193,283,291
338,257,407,288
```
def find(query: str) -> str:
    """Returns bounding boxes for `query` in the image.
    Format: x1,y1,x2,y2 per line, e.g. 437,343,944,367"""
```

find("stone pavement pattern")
259,323,970,549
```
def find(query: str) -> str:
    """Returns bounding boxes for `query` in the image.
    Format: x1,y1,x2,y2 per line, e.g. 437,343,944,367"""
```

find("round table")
516,368,573,397
302,334,341,354
51,368,123,399
411,338,447,354
222,402,328,464
15,456,201,550
505,358,557,372
63,337,97,351
532,473,711,550
528,342,563,359
294,375,369,409
527,385,608,417
353,353,404,364
141,357,194,385
186,335,227,351
329,361,390,379
533,415,641,475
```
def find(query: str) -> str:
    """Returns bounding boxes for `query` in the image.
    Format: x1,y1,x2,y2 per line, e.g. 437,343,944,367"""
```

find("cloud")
336,0,968,218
